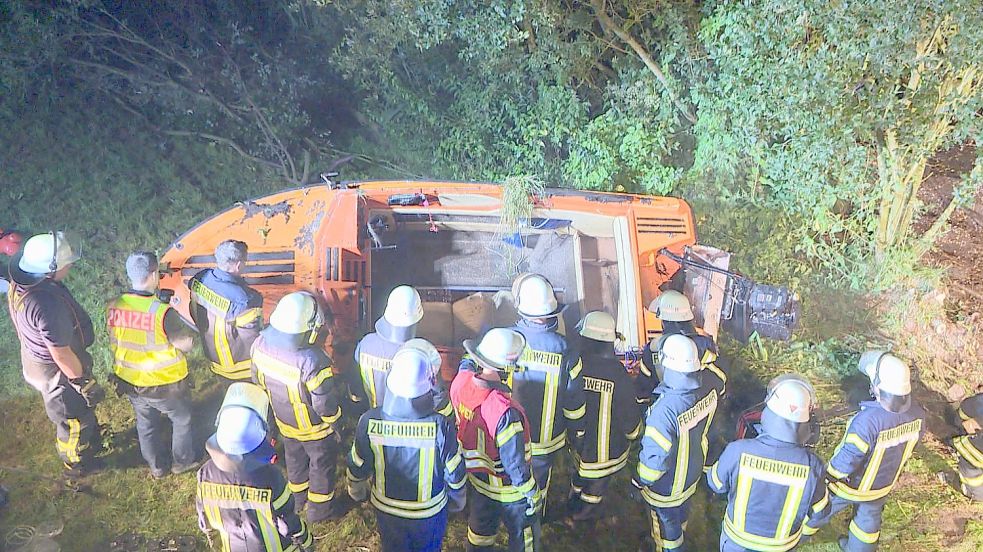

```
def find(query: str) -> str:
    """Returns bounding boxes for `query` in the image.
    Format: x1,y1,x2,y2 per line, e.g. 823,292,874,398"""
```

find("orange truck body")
159,182,696,380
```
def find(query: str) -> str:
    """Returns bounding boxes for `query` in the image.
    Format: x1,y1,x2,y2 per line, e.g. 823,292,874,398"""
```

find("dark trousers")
128,387,196,472
467,488,541,552
531,453,556,501
41,384,99,470
568,472,614,520
283,435,338,519
805,494,886,551
646,497,692,551
718,534,751,551
376,508,448,552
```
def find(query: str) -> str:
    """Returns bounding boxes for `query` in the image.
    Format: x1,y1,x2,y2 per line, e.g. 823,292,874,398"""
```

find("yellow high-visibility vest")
108,293,188,387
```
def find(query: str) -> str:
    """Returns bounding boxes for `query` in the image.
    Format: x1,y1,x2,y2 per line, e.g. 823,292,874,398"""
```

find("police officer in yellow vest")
109,251,199,478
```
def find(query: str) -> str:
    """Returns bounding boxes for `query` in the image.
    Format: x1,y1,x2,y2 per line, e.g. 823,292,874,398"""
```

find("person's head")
387,346,435,400
512,273,564,321
762,374,816,444
125,251,159,292
648,290,694,323
402,338,443,380
577,311,619,352
463,328,525,383
858,351,912,413
215,240,248,274
18,231,81,280
270,291,325,343
383,285,424,328
214,382,271,456
659,334,702,390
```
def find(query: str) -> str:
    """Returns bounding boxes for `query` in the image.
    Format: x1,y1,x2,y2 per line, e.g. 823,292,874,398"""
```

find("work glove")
448,487,466,513
569,430,586,455
291,533,315,552
348,478,370,503
70,376,106,408
628,474,645,504
525,491,543,518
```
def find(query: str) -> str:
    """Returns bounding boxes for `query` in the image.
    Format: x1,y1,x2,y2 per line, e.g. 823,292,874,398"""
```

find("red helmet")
0,230,24,256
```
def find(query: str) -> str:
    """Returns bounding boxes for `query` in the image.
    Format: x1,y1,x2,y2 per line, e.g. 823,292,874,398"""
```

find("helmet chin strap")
48,231,58,273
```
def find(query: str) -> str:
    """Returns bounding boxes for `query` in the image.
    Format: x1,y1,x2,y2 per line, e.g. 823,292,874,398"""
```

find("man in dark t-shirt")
6,232,105,477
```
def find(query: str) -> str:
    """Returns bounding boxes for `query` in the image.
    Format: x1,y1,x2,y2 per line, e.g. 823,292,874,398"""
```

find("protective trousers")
646,498,691,552
718,534,753,551
805,494,886,552
283,435,339,520
568,472,613,520
531,453,556,502
41,384,99,471
128,388,195,472
467,488,541,552
376,508,448,552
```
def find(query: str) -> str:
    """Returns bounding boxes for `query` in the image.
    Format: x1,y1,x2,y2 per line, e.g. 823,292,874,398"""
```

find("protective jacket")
108,291,188,390
510,319,586,456
954,395,983,501
708,434,830,551
637,322,726,405
576,346,643,479
196,439,312,552
450,366,538,504
826,400,926,503
190,268,263,380
637,374,723,507
7,278,95,393
251,328,342,442
348,391,466,519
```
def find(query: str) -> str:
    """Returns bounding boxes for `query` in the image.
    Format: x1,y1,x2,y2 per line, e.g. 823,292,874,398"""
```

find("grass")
2,108,981,551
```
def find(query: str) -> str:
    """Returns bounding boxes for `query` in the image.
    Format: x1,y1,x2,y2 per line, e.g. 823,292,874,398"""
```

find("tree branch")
589,0,697,124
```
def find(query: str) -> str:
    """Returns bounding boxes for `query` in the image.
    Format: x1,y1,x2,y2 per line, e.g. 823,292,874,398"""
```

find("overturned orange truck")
159,181,797,380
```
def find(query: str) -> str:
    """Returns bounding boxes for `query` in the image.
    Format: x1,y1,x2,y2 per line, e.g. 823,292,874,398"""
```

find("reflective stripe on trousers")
805,493,886,552
467,486,540,552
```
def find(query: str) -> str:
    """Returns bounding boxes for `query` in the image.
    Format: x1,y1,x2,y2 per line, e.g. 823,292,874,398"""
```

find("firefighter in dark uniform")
351,285,440,415
637,290,727,406
451,328,542,552
347,345,467,551
707,375,831,551
509,273,586,502
108,251,199,478
189,239,263,382
196,382,314,552
805,352,926,551
6,232,105,477
636,334,724,552
952,393,983,501
402,337,454,419
566,311,642,521
252,291,343,523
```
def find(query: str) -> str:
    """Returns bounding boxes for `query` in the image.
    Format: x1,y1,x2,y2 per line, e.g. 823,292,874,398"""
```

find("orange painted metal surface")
159,182,697,377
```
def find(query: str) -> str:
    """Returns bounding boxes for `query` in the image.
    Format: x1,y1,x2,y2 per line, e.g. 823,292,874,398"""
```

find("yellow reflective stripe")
569,358,583,379
468,528,497,547
707,362,727,386
637,463,665,482
663,534,684,550
371,490,447,519
214,321,234,369
960,470,983,486
523,526,534,551
513,475,537,496
256,511,282,552
234,307,262,327
563,403,586,420
468,473,528,503
350,443,365,468
954,436,983,468
210,360,252,380
959,407,971,421
447,475,467,490
733,464,752,532
446,452,462,473
640,482,696,508
577,450,630,479
645,427,673,452
371,440,386,500
827,465,850,480
812,487,829,512
305,367,334,392
276,420,333,441
436,400,454,417
627,419,643,441
802,524,819,536
829,481,894,502
540,371,559,447
308,490,335,503
579,491,604,504
845,433,870,454
273,486,291,509
640,362,652,377
288,480,310,493
710,463,724,489
419,446,435,503
530,432,566,455
203,501,232,551
496,422,524,448
849,520,880,544
723,518,803,552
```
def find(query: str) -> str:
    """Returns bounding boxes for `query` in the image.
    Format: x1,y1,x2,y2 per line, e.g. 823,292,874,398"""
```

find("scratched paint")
294,199,326,255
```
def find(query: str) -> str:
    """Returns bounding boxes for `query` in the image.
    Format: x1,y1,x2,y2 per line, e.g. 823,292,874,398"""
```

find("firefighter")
189,239,264,382
451,328,542,552
347,345,467,551
952,393,983,501
805,352,926,551
403,337,454,418
637,290,726,405
6,232,105,477
509,273,586,503
351,285,426,415
108,251,199,478
636,334,724,552
566,311,642,521
707,374,831,551
196,382,314,552
251,291,343,522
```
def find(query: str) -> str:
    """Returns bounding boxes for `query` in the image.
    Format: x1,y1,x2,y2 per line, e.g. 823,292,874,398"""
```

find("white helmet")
18,231,81,274
463,328,526,372
659,334,701,373
859,351,911,396
578,311,617,343
387,347,434,399
270,292,318,334
649,290,694,322
766,375,815,423
215,382,270,455
513,273,564,318
384,285,424,327
403,338,442,378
